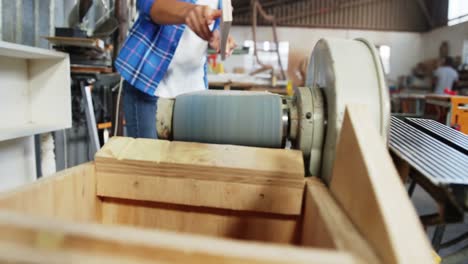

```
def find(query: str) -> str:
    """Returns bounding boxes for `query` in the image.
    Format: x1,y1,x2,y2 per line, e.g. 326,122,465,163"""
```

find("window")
378,45,391,75
463,40,468,64
448,0,468,26
242,40,289,75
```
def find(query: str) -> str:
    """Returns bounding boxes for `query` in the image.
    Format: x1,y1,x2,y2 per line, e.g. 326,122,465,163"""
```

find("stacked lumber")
95,137,305,215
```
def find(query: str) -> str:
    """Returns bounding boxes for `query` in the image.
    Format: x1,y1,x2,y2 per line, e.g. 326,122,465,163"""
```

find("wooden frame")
0,105,433,263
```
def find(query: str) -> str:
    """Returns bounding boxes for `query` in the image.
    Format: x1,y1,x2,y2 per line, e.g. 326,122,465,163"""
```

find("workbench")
391,92,426,117
208,73,288,95
425,94,468,134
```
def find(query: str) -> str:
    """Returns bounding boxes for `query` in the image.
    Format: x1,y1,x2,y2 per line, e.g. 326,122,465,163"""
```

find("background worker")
433,56,459,95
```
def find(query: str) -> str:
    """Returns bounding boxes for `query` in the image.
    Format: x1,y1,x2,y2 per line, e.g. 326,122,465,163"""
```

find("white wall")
422,21,468,60
0,137,36,192
227,26,423,82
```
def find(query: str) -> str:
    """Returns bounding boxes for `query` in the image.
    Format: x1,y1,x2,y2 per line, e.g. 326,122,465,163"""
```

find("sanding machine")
156,38,390,183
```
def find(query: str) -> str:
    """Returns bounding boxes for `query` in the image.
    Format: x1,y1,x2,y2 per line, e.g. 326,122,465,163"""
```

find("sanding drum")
171,90,287,148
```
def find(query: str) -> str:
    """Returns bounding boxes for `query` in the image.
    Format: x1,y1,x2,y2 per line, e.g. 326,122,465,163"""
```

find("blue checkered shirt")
116,0,219,96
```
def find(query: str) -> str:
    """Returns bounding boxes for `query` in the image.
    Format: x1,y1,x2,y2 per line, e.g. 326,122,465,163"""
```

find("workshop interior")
0,0,467,263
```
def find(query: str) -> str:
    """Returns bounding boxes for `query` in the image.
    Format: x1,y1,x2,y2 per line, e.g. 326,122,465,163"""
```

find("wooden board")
101,197,300,244
0,210,358,264
220,0,232,60
95,137,305,215
0,163,100,222
301,178,381,264
329,105,433,264
71,65,113,74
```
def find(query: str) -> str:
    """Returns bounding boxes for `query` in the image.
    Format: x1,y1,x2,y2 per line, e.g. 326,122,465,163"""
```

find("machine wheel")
306,38,390,183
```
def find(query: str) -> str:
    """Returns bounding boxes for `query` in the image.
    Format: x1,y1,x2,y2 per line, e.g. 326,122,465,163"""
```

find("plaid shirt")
116,0,219,96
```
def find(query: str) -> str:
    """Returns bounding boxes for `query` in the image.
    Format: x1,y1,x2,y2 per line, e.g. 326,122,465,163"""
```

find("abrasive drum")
173,90,284,148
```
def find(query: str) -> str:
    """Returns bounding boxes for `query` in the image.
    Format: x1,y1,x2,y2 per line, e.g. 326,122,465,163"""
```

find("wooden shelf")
0,41,71,141
0,124,69,142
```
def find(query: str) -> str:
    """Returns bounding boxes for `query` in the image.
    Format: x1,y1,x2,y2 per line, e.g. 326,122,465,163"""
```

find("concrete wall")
227,26,423,83
421,21,468,60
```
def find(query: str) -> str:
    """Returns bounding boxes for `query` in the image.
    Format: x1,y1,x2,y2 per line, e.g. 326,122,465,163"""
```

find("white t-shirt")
155,0,218,98
433,66,459,94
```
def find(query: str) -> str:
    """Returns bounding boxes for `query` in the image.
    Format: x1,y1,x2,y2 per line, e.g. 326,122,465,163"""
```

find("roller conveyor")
406,118,468,155
389,117,468,186
389,116,468,217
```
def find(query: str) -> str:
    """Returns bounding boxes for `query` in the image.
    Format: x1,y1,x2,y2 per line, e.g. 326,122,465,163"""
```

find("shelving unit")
0,41,71,190
0,41,71,141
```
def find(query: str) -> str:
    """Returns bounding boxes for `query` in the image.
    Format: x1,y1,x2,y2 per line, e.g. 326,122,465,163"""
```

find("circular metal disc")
306,38,390,183
293,86,325,176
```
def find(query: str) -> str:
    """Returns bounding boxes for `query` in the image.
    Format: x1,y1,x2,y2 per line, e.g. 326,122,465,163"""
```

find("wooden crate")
0,106,433,263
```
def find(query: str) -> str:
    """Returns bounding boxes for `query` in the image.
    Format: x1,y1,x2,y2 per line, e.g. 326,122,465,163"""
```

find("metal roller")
172,90,286,148
157,38,390,183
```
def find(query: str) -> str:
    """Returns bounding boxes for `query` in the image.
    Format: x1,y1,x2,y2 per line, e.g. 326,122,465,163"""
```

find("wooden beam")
301,178,381,264
391,153,411,183
0,163,100,222
95,137,305,215
329,105,433,264
0,210,358,264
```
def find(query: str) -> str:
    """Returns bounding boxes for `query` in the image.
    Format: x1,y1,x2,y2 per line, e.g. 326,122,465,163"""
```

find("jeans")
123,81,158,139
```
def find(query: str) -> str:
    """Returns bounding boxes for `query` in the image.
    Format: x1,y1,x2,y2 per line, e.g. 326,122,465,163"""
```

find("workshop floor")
411,185,468,263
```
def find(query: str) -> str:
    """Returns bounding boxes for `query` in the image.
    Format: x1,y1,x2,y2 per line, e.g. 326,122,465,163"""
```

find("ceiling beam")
414,0,434,28
265,0,381,24
234,0,297,14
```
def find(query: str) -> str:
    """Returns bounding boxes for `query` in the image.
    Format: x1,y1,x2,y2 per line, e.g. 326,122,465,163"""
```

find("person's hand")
185,5,222,41
209,30,237,57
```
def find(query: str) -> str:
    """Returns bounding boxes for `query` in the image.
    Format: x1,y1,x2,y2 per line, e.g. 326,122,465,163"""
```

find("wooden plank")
96,137,304,180
301,178,381,264
220,0,233,60
0,242,158,264
0,163,100,222
44,36,105,51
329,105,433,264
95,137,305,215
0,210,358,264
101,197,301,244
71,65,113,74
97,172,303,215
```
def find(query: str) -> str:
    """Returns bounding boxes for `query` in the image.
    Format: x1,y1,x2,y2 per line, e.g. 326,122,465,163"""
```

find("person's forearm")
149,0,195,24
